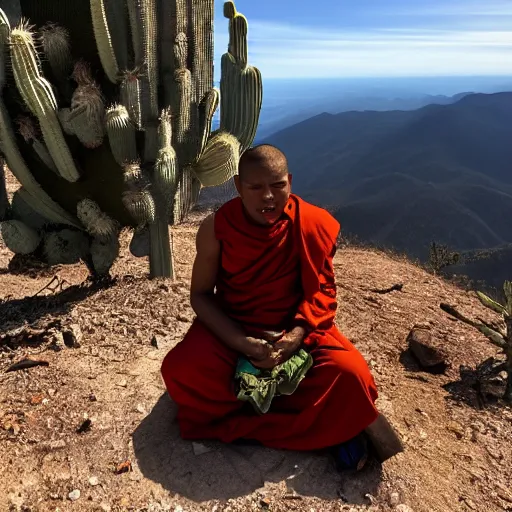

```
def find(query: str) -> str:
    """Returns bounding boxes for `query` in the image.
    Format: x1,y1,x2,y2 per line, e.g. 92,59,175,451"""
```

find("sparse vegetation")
428,241,460,273
441,280,512,402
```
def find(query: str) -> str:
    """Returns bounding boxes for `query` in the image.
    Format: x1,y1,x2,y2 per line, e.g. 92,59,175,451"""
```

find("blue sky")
213,0,512,79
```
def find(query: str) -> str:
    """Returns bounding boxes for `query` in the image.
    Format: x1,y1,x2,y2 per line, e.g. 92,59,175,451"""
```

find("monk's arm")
189,214,271,360
292,243,338,341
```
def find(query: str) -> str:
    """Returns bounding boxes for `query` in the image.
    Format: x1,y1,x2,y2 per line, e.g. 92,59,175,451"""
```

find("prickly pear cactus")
0,0,262,279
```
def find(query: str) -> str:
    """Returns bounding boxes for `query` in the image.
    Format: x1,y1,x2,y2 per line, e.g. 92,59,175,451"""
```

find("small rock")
118,379,127,388
396,505,413,512
174,506,183,512
100,503,112,512
62,324,82,348
89,476,99,486
407,327,448,374
136,404,147,414
50,331,66,351
151,335,163,348
389,492,400,506
89,393,97,402
447,421,464,439
419,429,428,440
177,314,189,323
68,489,81,501
192,442,213,456
41,439,67,449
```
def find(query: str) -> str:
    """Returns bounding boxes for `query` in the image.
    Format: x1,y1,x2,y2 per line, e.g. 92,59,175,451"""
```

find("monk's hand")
272,326,306,365
244,336,273,362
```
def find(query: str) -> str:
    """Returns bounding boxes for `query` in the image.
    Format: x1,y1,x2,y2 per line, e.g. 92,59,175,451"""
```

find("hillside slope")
1,170,511,512
263,92,512,261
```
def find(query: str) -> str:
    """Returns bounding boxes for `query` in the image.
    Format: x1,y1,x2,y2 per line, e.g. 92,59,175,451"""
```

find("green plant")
0,0,262,279
428,241,460,273
440,280,512,402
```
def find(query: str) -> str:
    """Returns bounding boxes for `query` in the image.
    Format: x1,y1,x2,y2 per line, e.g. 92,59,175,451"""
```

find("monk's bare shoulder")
191,212,220,295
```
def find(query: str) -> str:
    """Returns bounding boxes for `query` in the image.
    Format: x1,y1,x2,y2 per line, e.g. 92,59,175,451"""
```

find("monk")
161,144,403,470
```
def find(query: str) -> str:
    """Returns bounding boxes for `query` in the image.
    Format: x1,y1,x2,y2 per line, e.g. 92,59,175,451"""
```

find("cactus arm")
0,157,7,221
10,27,80,182
77,198,118,238
198,87,219,156
220,4,263,153
120,71,142,129
192,131,240,187
191,0,214,103
504,281,512,316
90,233,119,276
440,303,506,349
172,165,194,224
142,0,158,121
159,0,177,106
10,187,52,230
126,0,143,65
476,291,507,317
1,219,41,254
0,9,10,89
149,219,173,278
105,104,138,166
90,0,119,83
121,163,156,227
0,99,80,227
148,110,177,279
103,0,129,70
40,23,73,82
44,229,89,265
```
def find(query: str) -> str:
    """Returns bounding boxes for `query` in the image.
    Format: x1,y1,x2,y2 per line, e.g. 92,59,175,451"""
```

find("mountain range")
258,91,512,284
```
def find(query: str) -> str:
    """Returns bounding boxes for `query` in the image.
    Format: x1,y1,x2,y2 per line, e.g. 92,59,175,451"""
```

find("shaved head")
234,144,292,226
238,144,288,180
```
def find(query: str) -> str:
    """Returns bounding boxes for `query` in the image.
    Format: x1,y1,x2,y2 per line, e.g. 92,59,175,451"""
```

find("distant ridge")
261,92,512,280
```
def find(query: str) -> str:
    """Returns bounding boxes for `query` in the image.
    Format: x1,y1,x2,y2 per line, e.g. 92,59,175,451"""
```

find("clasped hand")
245,330,303,369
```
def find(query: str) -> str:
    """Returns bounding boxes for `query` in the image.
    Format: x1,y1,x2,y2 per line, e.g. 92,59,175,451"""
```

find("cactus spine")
9,26,80,182
0,1,262,279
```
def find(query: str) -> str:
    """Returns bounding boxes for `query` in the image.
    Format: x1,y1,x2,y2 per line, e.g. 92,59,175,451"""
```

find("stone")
89,476,99,486
62,324,82,348
389,492,400,506
68,489,81,501
151,335,164,348
192,442,213,456
407,328,448,374
446,421,465,440
396,505,413,512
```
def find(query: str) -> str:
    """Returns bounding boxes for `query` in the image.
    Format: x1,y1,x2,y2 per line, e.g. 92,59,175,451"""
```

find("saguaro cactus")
0,0,262,279
441,281,512,402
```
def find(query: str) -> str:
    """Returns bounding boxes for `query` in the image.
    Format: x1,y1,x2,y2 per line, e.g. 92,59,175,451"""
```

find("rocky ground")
1,170,511,512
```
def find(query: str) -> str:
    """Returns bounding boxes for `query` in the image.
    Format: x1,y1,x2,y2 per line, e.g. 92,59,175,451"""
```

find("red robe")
161,194,378,451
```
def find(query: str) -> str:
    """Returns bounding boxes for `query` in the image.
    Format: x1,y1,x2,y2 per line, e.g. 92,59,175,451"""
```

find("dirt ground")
1,170,511,512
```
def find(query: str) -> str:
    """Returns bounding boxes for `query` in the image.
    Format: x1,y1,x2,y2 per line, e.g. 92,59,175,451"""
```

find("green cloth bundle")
234,349,313,414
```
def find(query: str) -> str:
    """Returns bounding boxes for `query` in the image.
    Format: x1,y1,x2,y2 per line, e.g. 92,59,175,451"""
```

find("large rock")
407,327,448,374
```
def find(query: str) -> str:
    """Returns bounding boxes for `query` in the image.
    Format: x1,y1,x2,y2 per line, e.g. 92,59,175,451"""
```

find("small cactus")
441,281,512,402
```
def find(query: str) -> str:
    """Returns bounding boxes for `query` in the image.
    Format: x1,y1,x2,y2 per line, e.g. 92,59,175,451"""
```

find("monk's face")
235,165,292,225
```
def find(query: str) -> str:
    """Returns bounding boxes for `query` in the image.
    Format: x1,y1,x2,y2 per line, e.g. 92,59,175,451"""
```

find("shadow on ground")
0,278,112,331
133,393,383,504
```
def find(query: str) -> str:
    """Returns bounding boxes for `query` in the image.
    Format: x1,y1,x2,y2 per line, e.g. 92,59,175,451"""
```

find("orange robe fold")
161,194,378,451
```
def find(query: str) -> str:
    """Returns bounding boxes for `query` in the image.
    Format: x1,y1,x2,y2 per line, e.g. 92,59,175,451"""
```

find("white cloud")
396,0,512,17
213,17,512,79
